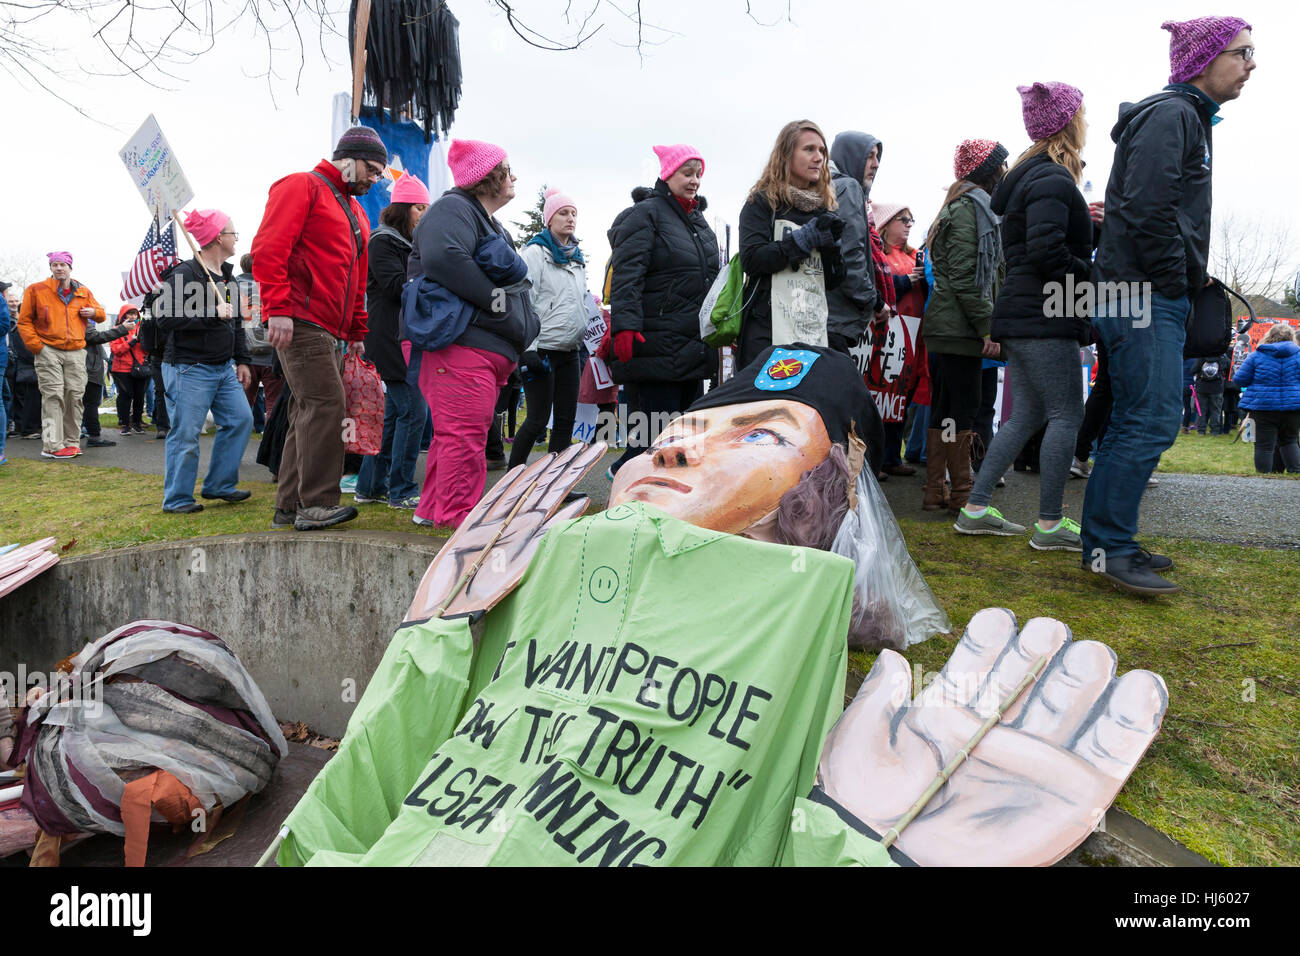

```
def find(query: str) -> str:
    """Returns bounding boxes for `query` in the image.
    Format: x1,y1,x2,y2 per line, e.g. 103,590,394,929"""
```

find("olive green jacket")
923,195,1003,357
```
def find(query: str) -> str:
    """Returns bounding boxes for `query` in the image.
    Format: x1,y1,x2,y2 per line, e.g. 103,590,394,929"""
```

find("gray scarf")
787,186,826,213
965,186,1003,300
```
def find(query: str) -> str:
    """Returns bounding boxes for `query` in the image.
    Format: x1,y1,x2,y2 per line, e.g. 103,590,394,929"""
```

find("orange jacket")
17,277,106,353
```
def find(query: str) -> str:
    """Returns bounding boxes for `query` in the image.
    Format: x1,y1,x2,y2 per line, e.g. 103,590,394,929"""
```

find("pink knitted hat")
390,174,431,204
954,139,1009,181
653,144,705,181
870,202,910,231
1017,81,1084,141
183,208,230,247
1162,16,1252,83
447,139,508,189
542,188,578,226
47,251,73,266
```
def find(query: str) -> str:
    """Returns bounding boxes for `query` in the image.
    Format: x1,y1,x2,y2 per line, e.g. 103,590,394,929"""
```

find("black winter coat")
989,155,1094,344
1092,87,1215,301
147,258,252,367
607,180,719,383
737,193,847,369
364,225,413,382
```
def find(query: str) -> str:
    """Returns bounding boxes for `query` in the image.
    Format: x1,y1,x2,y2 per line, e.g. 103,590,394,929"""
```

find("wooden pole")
351,0,372,121
170,209,229,318
881,655,1050,849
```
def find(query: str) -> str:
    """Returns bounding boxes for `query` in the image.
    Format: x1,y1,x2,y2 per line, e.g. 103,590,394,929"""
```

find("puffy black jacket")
364,225,413,382
737,193,847,369
989,155,1094,344
607,180,720,383
147,258,252,367
1092,87,1215,301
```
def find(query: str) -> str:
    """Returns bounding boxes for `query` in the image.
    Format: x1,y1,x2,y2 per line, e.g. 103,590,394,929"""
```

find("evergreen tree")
512,186,549,245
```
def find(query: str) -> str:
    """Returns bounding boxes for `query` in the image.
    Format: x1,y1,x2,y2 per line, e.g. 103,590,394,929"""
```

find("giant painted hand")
406,443,609,622
818,608,1168,866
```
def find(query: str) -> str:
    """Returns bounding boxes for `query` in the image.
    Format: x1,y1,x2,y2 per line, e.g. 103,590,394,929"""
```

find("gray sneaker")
1070,457,1092,478
294,505,358,531
271,508,296,529
1030,517,1083,552
954,506,1026,536
388,495,421,510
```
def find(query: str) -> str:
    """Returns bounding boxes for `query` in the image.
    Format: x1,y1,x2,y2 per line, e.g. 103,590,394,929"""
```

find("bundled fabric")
10,621,287,858
401,233,530,353
351,0,462,139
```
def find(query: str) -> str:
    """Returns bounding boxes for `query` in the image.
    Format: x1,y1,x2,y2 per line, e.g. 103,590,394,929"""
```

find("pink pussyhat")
47,251,73,266
1162,16,1252,83
390,174,431,204
183,208,230,247
653,144,705,181
447,139,508,189
542,188,578,226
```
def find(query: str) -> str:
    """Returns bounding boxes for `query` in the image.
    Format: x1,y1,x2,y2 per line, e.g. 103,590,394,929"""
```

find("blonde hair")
880,208,915,256
748,120,837,212
1011,105,1087,184
1262,322,1298,345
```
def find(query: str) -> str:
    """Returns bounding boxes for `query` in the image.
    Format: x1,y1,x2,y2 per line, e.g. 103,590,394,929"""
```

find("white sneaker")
1147,475,1160,487
412,514,435,527
1070,457,1092,478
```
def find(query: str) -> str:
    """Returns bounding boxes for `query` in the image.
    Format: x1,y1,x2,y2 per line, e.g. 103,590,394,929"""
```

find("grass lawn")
2,458,1296,866
1156,429,1298,478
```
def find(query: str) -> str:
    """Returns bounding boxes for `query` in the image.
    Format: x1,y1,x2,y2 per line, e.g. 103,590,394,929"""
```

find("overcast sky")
4,0,1296,311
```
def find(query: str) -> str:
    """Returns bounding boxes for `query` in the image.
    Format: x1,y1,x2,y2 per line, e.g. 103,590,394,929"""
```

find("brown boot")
922,429,950,511
946,430,975,513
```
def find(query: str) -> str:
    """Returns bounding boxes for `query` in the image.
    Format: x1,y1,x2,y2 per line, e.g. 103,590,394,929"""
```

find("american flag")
121,217,179,300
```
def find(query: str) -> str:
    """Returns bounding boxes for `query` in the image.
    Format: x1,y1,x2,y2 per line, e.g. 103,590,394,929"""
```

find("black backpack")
1185,278,1248,359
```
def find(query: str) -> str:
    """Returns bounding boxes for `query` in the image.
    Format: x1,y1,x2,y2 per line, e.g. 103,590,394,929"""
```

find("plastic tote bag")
342,353,384,456
698,255,747,348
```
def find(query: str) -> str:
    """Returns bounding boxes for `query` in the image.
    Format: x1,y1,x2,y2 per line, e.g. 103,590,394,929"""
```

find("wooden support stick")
351,0,372,120
881,655,1049,849
170,209,227,312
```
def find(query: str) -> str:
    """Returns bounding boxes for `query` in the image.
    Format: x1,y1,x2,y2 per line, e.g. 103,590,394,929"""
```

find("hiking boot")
294,505,358,531
1069,457,1092,478
1030,517,1083,552
1084,550,1179,596
271,508,296,529
954,506,1026,536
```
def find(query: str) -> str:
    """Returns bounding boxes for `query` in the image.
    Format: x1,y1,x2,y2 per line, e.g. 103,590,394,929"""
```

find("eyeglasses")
897,217,915,226
1220,45,1255,62
361,160,385,181
220,230,239,240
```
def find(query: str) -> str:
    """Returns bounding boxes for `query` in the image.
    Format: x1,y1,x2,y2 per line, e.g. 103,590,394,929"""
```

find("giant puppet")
274,345,1167,867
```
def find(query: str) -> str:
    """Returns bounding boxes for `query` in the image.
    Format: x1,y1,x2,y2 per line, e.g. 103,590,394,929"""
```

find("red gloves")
613,330,645,364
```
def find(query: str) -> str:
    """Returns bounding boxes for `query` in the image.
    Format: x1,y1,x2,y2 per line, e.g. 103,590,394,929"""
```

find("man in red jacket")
251,126,383,531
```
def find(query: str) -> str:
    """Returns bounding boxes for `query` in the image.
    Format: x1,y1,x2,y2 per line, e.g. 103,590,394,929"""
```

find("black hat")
688,344,883,473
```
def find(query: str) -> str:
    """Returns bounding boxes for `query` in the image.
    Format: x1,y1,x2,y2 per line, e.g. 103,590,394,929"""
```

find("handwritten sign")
770,219,828,348
119,115,194,221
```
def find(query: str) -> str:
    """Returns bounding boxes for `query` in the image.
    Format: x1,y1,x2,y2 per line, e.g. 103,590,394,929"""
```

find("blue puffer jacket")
1234,340,1300,411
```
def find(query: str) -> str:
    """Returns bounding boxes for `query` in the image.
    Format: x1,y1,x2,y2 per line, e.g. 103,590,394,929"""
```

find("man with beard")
251,126,381,531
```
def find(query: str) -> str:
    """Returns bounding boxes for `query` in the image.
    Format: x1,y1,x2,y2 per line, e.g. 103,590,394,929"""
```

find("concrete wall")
0,532,442,737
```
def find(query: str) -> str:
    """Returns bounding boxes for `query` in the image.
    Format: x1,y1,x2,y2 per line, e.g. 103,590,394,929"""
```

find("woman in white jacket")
507,188,590,469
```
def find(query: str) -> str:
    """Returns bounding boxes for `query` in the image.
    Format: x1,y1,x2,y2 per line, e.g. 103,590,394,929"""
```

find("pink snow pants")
415,343,514,528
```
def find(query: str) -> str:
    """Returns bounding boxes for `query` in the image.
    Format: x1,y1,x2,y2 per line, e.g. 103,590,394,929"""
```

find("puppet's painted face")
609,399,832,534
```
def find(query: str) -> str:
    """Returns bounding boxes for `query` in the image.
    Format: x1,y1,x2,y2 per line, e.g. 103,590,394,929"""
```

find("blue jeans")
1081,292,1189,560
0,354,7,459
161,361,253,509
356,381,427,503
905,402,929,462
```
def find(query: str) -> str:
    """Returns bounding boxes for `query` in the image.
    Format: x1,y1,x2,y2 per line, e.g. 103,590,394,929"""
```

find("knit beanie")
1162,16,1252,83
542,188,578,226
390,174,431,205
1017,81,1084,141
47,251,73,266
870,202,909,232
653,144,705,181
332,125,389,165
954,139,1009,182
447,139,509,189
183,208,230,247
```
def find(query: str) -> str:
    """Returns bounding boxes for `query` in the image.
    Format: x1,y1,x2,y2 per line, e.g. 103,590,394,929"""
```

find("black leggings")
1250,408,1300,473
508,349,581,469
611,379,704,474
112,371,148,429
929,352,983,434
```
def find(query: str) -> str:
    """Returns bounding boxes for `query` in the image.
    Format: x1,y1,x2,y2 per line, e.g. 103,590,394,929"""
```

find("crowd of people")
3,16,1292,595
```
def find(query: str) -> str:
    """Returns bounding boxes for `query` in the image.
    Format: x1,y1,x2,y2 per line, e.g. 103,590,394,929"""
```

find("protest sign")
119,115,194,222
